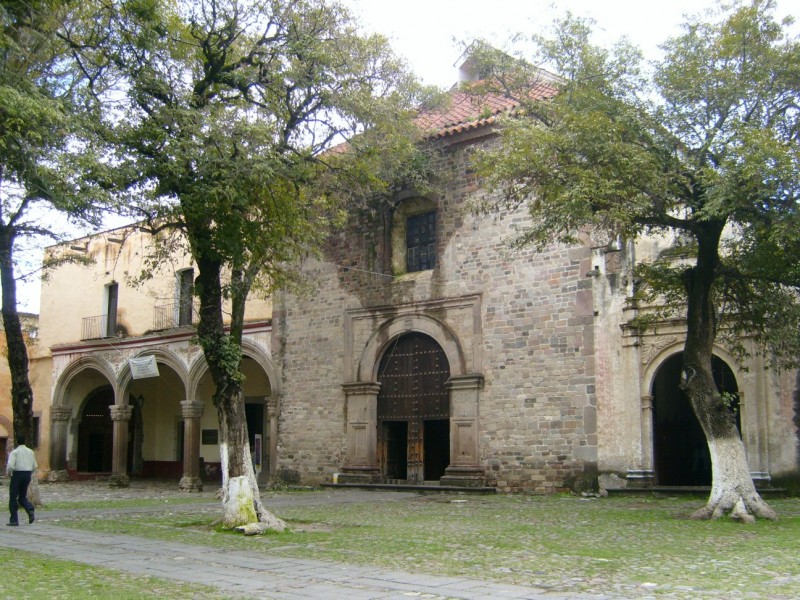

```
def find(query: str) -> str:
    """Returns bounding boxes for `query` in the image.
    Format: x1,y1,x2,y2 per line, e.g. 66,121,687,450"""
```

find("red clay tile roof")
416,81,557,139
326,80,558,154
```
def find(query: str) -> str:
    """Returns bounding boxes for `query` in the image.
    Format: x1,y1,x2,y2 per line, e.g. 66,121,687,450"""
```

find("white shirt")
7,444,37,474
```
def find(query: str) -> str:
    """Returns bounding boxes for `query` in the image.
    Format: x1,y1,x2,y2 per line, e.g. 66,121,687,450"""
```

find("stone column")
441,375,486,487
338,382,382,483
266,395,279,478
627,395,655,487
109,404,133,488
47,406,72,482
179,400,205,492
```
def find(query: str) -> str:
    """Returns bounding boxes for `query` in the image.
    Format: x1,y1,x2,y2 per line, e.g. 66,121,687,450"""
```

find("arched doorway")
77,387,114,473
242,355,272,483
652,353,740,485
377,332,450,484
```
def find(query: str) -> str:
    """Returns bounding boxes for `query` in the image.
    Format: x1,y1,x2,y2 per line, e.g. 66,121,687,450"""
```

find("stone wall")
276,130,599,492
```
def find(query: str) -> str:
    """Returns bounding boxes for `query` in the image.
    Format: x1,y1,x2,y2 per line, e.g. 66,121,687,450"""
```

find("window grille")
406,211,436,272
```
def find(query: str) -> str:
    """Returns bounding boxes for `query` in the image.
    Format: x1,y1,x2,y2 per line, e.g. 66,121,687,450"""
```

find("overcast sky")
14,0,798,313
341,0,797,87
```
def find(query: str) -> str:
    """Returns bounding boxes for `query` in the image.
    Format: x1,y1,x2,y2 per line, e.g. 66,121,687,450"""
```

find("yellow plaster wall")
39,224,273,353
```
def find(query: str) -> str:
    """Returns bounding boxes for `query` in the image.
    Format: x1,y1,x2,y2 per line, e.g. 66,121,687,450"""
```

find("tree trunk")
681,224,776,521
0,228,35,449
215,384,286,531
195,255,286,531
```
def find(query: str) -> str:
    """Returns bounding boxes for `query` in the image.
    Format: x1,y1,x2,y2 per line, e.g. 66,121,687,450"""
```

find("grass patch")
0,547,226,599
54,492,800,598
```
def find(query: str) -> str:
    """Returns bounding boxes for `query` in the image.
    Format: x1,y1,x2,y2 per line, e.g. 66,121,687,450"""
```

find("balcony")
153,297,199,331
80,314,121,340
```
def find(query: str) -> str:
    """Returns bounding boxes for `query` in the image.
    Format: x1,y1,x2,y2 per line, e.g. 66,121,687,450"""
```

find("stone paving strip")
0,522,610,599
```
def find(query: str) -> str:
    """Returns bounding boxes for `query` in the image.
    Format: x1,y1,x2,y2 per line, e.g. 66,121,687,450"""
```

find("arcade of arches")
49,352,278,489
42,328,787,491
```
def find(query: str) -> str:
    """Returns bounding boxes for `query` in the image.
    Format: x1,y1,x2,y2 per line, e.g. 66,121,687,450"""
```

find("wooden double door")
377,333,450,483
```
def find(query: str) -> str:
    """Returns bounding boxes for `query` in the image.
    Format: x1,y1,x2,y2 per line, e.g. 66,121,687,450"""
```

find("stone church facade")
23,69,799,493
272,87,799,493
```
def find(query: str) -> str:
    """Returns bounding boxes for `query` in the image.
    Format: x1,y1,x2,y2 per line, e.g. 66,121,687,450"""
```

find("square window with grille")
406,211,436,272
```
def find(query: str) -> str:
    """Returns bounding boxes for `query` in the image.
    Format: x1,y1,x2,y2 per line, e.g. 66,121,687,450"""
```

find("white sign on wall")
129,355,160,379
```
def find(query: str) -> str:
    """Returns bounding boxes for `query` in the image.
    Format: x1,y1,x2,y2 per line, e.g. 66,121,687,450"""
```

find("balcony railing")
81,314,120,340
153,297,199,331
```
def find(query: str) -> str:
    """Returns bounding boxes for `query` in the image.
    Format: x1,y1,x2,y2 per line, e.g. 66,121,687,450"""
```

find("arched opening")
77,387,114,473
127,361,185,479
652,353,740,486
242,356,272,484
377,332,450,484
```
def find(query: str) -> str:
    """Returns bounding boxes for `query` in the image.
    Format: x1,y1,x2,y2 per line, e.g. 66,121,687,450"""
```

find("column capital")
109,404,133,421
180,400,205,419
50,406,72,421
342,381,381,396
446,374,484,391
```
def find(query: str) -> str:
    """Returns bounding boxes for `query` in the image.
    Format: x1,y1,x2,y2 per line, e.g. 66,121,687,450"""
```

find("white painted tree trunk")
219,442,286,532
679,241,777,523
692,436,776,522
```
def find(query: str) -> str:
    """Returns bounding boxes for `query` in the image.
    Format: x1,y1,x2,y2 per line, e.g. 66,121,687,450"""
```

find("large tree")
473,0,799,521
1,0,101,449
77,0,428,529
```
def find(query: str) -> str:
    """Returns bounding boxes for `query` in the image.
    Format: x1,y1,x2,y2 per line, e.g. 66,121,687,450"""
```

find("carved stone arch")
183,337,280,484
357,314,466,382
639,341,746,487
640,342,744,399
186,339,280,401
240,338,281,397
186,353,209,402
118,347,189,401
640,342,684,399
0,414,12,438
53,356,118,408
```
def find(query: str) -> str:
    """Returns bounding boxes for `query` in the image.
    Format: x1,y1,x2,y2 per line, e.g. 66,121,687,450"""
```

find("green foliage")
201,333,244,385
0,0,110,445
475,0,800,368
77,0,431,306
64,0,431,483
719,391,740,416
0,0,107,227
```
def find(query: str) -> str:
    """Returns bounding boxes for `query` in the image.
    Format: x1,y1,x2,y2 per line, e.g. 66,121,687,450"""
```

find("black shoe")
6,522,18,526
27,510,34,524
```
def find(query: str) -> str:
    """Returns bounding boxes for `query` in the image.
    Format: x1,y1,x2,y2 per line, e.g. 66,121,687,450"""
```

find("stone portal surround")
338,298,486,486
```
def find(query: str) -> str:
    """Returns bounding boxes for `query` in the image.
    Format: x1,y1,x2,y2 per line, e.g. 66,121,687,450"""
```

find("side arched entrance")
77,387,114,473
652,353,740,486
377,332,450,483
189,348,279,486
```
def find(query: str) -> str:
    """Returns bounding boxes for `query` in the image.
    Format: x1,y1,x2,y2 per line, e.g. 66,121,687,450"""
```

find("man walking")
6,435,37,526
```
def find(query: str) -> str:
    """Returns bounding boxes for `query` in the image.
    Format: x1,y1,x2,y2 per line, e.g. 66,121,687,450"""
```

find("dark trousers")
9,470,33,524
